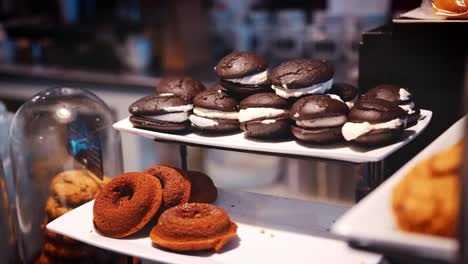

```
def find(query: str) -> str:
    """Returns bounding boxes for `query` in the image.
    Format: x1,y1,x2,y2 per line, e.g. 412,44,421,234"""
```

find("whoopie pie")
156,76,206,103
289,94,348,144
189,89,239,132
215,51,269,99
363,84,420,127
270,59,334,99
129,94,193,132
328,83,359,109
342,98,408,146
239,93,290,138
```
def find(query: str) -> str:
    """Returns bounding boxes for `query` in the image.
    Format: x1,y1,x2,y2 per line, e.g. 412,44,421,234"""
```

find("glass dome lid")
9,87,123,263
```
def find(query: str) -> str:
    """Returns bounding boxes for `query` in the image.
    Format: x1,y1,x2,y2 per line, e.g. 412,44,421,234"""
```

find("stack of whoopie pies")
128,51,423,147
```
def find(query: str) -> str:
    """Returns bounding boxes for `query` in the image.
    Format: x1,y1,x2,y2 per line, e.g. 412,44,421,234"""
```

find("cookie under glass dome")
9,87,123,263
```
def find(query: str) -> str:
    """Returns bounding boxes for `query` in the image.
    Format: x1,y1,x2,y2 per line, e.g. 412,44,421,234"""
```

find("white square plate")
331,116,465,262
113,110,432,163
47,189,381,264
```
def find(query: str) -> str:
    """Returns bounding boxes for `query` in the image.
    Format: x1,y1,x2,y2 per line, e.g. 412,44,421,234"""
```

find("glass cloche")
9,87,123,263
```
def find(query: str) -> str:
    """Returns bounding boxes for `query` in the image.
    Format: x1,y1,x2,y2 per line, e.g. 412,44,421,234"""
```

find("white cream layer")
193,107,239,120
399,88,411,101
239,107,287,122
271,79,333,99
162,104,193,113
399,101,415,114
189,115,219,127
145,112,189,122
226,69,268,85
261,119,277,124
341,118,403,141
296,115,347,128
345,96,359,109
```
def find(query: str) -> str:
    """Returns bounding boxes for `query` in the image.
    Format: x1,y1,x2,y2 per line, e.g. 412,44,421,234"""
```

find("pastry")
328,83,359,109
290,94,348,143
342,98,408,146
215,51,269,98
93,172,163,238
188,171,217,204
50,170,107,207
45,197,73,221
392,140,462,237
239,93,290,138
433,0,468,14
129,94,193,132
150,203,237,252
144,165,191,208
189,89,240,132
156,76,206,103
363,84,420,127
270,59,334,99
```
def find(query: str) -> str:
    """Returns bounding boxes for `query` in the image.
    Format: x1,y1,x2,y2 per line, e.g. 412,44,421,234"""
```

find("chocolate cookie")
156,76,206,103
290,94,348,143
363,84,420,127
129,93,193,132
239,93,290,138
270,59,334,99
189,89,239,132
342,98,408,146
329,83,359,109
215,51,269,99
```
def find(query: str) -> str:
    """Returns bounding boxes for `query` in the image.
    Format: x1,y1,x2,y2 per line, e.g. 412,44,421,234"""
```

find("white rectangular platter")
331,116,465,262
113,110,432,163
47,189,381,264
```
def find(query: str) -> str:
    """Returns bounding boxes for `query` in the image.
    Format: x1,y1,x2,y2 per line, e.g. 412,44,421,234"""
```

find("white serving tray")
331,116,465,262
113,110,432,163
47,189,381,264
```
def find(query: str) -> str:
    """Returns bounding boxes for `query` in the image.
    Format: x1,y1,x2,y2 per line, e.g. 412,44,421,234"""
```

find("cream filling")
189,115,219,127
193,107,239,120
399,88,411,101
341,118,403,141
162,104,193,113
327,94,344,102
145,112,189,122
271,79,333,99
239,107,287,122
158,93,175,97
399,101,415,114
296,115,347,128
225,69,268,85
261,119,277,124
345,96,359,109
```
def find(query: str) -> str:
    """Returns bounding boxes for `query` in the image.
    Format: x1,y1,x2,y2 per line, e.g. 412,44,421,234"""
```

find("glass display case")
9,87,123,263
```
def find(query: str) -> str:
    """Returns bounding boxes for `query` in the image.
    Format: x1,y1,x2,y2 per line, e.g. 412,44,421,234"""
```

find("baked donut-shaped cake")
150,203,237,252
93,172,163,238
144,165,191,208
188,171,217,204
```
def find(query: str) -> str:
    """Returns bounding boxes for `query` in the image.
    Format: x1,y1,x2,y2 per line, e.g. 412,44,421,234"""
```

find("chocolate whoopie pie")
215,51,269,99
156,76,206,103
239,93,290,138
189,89,239,132
289,94,348,143
363,84,420,127
328,83,359,109
270,59,334,99
129,94,193,132
342,98,408,146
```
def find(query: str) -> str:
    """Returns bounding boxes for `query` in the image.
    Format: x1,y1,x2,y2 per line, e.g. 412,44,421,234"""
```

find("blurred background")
0,0,465,207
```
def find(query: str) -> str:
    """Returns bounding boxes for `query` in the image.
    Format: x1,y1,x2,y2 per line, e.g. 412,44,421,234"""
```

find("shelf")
331,116,465,262
113,110,432,163
47,189,381,264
